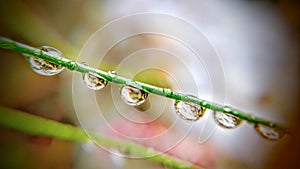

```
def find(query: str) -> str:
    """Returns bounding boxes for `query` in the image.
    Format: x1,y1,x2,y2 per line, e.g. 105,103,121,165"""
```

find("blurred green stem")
0,36,286,131
0,106,200,169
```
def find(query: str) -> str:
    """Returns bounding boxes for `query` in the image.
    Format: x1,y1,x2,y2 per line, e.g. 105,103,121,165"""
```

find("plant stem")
0,106,200,169
0,36,286,131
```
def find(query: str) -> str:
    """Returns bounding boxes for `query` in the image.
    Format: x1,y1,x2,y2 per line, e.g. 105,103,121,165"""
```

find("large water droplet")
214,111,242,129
120,86,148,106
174,96,205,121
83,73,108,90
82,63,107,90
255,124,286,141
25,46,65,76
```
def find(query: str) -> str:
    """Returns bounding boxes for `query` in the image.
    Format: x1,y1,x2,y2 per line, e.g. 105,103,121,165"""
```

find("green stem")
0,36,286,131
0,106,200,169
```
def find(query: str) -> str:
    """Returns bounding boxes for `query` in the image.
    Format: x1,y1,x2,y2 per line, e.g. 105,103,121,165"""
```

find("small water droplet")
120,85,148,106
25,46,65,76
34,49,41,55
201,101,208,107
108,70,117,77
214,111,242,129
223,106,232,113
174,96,205,121
254,124,286,141
109,149,126,168
82,63,107,90
81,140,97,152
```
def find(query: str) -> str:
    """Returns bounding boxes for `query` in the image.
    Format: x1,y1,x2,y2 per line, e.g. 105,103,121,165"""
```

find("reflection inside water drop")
25,46,65,76
81,62,108,90
214,111,242,129
254,124,286,141
83,73,108,90
174,96,205,122
120,85,148,106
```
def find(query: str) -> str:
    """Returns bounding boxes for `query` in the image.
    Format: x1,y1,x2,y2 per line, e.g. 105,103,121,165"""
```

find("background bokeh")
0,0,299,169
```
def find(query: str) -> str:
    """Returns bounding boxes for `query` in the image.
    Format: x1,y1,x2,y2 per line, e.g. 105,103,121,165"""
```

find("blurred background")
0,0,299,169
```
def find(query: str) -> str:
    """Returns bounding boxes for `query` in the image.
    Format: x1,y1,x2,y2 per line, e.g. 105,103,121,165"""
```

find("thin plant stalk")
0,36,286,131
0,106,200,169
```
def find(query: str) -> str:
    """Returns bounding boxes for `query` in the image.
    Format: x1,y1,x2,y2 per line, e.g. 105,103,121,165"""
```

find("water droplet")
108,70,117,77
83,73,108,90
120,85,148,106
254,124,286,141
25,46,65,76
109,149,126,168
81,140,97,152
34,49,41,55
81,63,107,90
214,111,242,129
174,96,205,121
223,106,232,113
201,101,209,107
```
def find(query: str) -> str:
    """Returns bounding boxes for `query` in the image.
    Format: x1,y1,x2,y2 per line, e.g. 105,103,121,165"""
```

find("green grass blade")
0,106,201,169
0,106,88,142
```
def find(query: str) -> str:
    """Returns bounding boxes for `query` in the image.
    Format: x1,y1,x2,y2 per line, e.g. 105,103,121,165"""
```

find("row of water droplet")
23,46,287,141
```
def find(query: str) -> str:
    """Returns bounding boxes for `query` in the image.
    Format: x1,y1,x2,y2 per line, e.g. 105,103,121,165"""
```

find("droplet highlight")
108,70,117,77
25,46,65,76
174,96,205,121
254,124,286,141
120,86,148,106
214,111,242,129
223,106,232,113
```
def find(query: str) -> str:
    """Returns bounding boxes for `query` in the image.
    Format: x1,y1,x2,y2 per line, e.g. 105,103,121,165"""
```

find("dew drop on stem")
213,111,242,129
83,73,108,90
120,85,148,106
109,149,126,168
82,63,108,90
25,46,65,76
254,124,286,141
81,139,97,152
174,95,205,122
